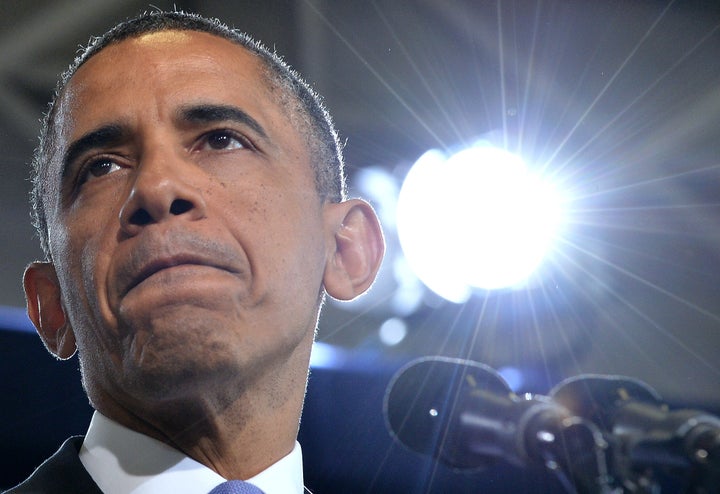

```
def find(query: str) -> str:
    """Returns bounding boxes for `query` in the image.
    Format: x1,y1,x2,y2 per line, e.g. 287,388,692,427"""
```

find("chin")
122,353,246,404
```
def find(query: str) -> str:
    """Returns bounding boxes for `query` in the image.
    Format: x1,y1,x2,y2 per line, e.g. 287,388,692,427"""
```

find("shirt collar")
79,411,304,494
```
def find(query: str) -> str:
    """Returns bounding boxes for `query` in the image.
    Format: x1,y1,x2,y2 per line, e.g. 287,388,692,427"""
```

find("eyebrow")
62,123,129,177
178,104,268,140
60,104,268,177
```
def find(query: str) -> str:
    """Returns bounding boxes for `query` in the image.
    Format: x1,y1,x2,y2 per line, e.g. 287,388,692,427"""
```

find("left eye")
201,130,247,151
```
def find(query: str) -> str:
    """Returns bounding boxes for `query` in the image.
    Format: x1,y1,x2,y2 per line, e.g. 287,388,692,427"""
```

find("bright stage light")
396,143,565,303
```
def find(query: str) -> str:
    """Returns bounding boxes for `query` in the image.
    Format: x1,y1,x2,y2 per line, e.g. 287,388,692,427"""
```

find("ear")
23,262,77,360
323,199,385,301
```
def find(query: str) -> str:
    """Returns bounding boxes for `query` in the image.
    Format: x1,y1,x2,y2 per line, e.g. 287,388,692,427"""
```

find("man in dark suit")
6,10,384,494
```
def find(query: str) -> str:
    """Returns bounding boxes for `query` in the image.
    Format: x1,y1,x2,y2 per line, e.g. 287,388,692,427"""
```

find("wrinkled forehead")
58,30,273,125
41,29,308,208
49,29,291,157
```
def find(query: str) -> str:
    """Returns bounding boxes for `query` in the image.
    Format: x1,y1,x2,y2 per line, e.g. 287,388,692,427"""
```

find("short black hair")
31,10,345,259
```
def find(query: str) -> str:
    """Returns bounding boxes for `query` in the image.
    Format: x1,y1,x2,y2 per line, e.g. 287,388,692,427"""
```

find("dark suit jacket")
4,436,314,494
4,436,101,493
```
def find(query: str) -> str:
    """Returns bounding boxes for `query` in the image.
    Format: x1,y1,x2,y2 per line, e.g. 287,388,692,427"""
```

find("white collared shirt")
78,412,304,494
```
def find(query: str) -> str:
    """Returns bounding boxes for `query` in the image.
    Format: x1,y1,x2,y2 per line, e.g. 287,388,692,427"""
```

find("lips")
114,229,244,298
126,255,220,293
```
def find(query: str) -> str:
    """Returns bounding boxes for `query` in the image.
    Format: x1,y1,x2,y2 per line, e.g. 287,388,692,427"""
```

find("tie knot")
208,480,265,494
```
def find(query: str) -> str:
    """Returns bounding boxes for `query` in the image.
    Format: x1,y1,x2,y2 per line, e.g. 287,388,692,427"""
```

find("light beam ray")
557,236,720,376
543,0,678,169
370,1,466,147
556,21,720,173
300,0,447,148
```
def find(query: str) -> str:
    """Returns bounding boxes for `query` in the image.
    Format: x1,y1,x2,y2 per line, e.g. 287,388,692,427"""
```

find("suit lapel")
5,436,102,493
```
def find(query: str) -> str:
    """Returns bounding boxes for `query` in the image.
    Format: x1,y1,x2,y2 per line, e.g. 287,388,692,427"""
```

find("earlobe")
23,262,76,360
323,199,385,301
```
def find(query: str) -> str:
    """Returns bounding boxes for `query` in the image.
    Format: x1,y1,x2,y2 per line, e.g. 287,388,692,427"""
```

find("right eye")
79,157,123,184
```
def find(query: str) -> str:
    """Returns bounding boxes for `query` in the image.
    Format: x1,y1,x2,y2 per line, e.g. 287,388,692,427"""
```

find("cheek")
271,209,327,294
49,208,117,328
53,225,125,375
57,237,101,320
233,186,326,289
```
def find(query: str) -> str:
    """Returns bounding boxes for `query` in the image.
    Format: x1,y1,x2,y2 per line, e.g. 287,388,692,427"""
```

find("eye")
198,129,250,152
79,157,123,184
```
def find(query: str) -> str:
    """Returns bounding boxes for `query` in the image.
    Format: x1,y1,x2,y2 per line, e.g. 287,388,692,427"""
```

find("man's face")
43,31,331,405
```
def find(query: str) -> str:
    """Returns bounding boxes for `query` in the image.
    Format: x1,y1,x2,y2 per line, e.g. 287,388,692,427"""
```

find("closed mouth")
123,254,239,296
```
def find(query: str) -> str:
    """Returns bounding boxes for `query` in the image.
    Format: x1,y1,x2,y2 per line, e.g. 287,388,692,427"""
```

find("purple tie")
208,480,265,494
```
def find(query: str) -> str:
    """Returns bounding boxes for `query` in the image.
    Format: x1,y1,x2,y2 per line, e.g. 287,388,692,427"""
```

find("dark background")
2,1,720,492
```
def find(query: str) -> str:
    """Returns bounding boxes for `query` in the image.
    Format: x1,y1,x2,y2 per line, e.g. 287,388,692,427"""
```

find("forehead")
67,30,269,103
56,30,297,149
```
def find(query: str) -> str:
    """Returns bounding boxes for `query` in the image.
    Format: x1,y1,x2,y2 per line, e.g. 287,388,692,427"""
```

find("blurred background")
2,0,720,492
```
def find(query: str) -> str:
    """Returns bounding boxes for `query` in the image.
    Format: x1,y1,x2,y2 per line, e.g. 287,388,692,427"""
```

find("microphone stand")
385,357,613,494
386,358,720,492
609,403,720,493
552,375,720,493
450,391,614,494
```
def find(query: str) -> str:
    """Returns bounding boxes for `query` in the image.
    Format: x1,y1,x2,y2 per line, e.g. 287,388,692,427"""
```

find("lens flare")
397,144,565,302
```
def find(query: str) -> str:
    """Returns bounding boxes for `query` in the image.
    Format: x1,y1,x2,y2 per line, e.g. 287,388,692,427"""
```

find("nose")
119,152,207,236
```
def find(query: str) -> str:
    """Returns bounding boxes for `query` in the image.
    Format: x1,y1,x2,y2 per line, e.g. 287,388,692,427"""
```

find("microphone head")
550,374,663,430
384,356,510,468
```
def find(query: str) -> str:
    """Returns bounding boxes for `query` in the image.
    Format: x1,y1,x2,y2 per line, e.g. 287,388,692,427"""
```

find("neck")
92,340,312,480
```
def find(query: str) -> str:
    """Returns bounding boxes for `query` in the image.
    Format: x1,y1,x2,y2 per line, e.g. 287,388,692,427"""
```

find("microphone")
551,375,720,489
384,357,608,487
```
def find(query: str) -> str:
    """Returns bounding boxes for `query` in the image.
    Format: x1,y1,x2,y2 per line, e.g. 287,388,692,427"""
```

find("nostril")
170,199,194,216
129,208,153,226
